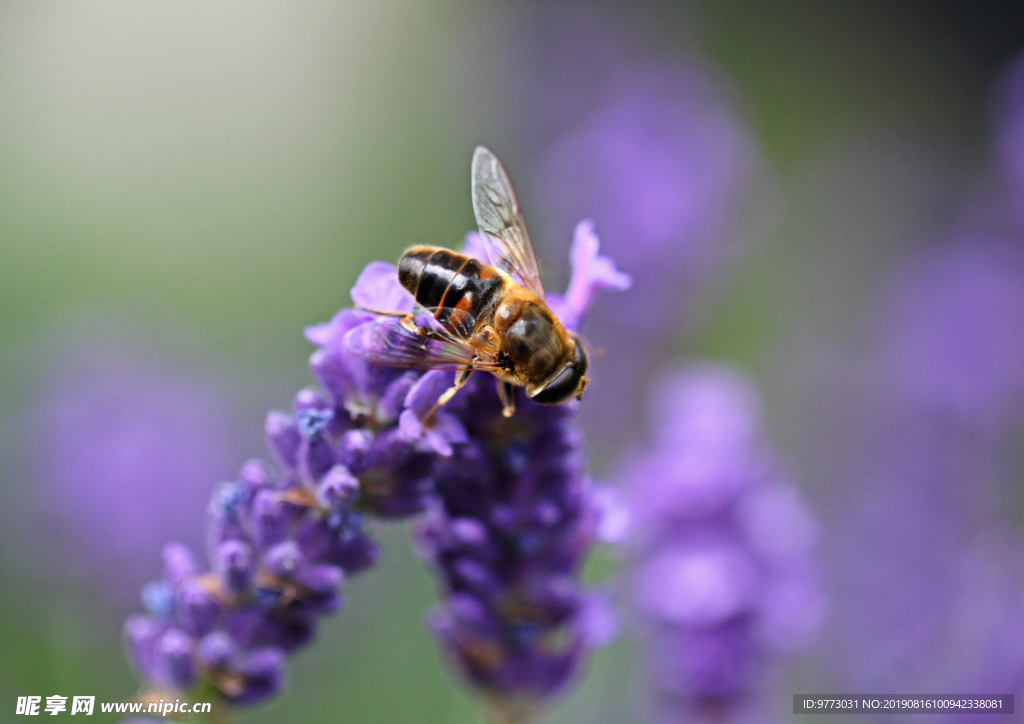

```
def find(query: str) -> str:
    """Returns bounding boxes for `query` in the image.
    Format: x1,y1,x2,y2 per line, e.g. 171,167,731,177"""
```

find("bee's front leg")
496,379,516,418
422,367,474,424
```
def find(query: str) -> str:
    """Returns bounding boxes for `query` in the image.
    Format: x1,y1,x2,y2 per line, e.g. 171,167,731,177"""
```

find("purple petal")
736,482,818,561
161,541,198,584
237,459,272,493
449,517,489,548
304,320,335,348
590,486,632,543
207,481,248,544
575,593,619,648
304,308,374,354
231,648,286,705
404,369,455,419
292,388,331,420
316,465,359,510
329,535,381,574
424,431,453,457
636,545,757,626
197,631,234,669
335,428,373,474
264,541,304,579
124,615,165,682
463,231,491,264
424,413,469,457
554,220,631,330
295,564,345,594
265,411,301,470
252,490,289,549
176,579,221,637
398,408,425,440
350,261,415,313
215,539,255,595
156,628,196,689
648,363,762,454
376,371,419,425
309,348,355,406
141,580,175,620
447,592,496,636
298,434,335,483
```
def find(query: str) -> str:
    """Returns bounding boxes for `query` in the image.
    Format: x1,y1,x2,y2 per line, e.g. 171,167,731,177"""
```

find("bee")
352,146,588,418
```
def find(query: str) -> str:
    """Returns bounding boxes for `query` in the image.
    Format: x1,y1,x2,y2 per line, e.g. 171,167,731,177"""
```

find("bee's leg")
353,308,425,335
496,380,516,418
355,306,411,318
422,367,474,424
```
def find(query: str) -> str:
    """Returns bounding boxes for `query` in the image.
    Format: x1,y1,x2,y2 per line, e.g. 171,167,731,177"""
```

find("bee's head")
530,334,589,405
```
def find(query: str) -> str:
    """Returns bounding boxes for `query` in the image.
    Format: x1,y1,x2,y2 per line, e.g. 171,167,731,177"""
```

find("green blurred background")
1,1,1022,722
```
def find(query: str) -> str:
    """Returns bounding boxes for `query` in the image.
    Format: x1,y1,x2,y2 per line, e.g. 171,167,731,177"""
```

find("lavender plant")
540,62,760,340
618,364,825,723
536,60,766,460
14,322,240,606
412,371,617,721
827,236,1024,694
123,221,628,719
822,52,1024,695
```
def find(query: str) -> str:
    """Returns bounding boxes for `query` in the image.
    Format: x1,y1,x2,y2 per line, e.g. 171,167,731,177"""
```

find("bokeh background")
2,1,1024,722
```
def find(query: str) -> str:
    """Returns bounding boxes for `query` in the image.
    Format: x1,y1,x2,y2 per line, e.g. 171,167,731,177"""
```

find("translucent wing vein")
471,146,545,297
345,318,476,370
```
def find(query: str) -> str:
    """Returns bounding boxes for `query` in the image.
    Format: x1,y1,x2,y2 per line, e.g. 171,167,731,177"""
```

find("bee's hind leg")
354,308,423,335
422,367,474,424
496,380,516,418
355,306,411,318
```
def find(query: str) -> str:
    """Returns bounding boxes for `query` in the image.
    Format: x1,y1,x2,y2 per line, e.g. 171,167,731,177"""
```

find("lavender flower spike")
125,220,626,715
619,364,826,723
396,230,626,722
122,262,447,708
124,457,377,707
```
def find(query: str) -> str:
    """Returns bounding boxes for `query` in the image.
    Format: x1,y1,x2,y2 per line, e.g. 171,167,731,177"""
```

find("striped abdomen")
398,246,504,326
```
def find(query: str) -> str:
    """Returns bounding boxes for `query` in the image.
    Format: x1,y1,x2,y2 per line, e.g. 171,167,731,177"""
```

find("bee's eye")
571,334,588,369
532,337,588,406
531,364,583,405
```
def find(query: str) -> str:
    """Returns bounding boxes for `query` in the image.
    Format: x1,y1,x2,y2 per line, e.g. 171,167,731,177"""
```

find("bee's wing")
346,318,474,370
471,146,545,298
346,314,502,372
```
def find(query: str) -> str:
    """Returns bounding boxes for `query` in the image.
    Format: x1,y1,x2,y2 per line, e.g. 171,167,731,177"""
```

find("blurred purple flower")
832,479,1024,696
617,364,825,723
812,51,1024,697
878,238,1024,433
539,62,760,338
995,51,1024,214
462,4,641,154
947,533,1024,723
535,61,767,461
827,234,1024,694
10,325,239,605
